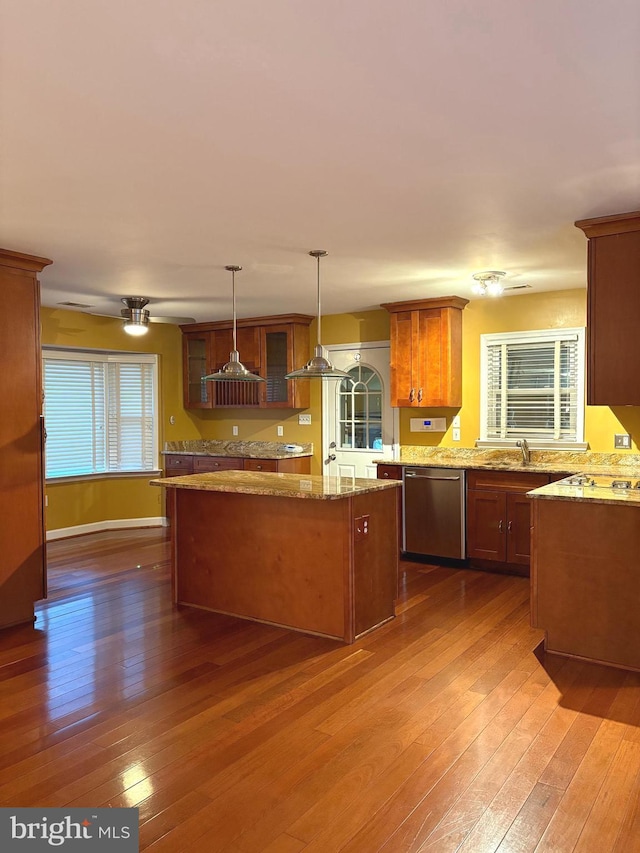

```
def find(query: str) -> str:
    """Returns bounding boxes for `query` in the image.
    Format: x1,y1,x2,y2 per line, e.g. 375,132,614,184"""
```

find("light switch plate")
452,428,461,441
298,414,312,425
232,425,239,436
277,425,284,436
452,415,461,428
615,433,631,449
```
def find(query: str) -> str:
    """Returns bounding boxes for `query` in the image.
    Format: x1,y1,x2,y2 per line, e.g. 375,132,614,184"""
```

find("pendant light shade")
204,266,266,383
285,250,351,380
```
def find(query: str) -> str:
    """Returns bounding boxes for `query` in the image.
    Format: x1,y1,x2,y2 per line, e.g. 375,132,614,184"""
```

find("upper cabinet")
381,297,468,407
575,210,640,406
181,314,313,409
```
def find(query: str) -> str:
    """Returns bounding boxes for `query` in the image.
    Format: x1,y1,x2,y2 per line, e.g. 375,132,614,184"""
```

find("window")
480,328,585,446
43,348,159,479
338,365,383,449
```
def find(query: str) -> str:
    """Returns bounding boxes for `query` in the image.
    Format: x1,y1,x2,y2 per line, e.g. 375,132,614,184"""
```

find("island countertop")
150,470,402,500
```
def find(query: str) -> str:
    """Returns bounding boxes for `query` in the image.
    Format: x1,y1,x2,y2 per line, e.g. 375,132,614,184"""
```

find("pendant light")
285,250,351,380
204,265,265,382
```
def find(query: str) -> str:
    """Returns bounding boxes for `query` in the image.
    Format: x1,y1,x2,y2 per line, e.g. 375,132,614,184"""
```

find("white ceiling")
1,0,639,323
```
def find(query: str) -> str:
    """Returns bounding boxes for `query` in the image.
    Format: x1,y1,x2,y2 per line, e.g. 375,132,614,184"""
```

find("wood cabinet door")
466,490,506,561
587,229,640,405
389,311,417,407
183,332,213,409
260,325,294,408
506,492,533,565
417,306,463,407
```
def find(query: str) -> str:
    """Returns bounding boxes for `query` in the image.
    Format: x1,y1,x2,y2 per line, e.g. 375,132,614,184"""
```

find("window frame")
42,346,160,482
478,327,586,449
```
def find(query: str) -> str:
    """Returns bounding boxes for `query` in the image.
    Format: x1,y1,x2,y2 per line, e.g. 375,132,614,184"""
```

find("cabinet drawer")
377,464,403,480
193,456,243,472
164,454,194,473
467,469,549,493
243,458,278,472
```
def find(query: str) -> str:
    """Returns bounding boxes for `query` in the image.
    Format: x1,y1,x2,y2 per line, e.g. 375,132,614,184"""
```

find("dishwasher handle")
404,471,462,481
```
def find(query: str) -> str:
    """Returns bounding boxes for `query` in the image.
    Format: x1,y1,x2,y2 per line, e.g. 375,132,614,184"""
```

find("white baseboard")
46,516,168,541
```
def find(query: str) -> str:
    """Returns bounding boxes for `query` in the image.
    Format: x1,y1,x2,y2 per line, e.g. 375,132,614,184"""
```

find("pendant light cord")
315,253,321,349
231,267,237,353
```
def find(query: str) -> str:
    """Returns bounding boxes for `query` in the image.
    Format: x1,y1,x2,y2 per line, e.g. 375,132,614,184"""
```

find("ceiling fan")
118,297,196,336
60,296,195,335
471,271,532,297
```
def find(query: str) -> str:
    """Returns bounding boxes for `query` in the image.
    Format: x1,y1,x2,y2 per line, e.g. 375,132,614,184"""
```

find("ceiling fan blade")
149,315,196,325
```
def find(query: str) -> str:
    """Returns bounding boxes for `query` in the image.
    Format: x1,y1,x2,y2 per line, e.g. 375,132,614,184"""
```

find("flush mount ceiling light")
121,297,150,336
285,250,351,380
472,270,506,297
204,265,265,383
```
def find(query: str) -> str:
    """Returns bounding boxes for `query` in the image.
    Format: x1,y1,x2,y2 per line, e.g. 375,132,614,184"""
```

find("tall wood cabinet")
181,314,313,410
381,297,468,407
575,209,640,405
0,248,52,628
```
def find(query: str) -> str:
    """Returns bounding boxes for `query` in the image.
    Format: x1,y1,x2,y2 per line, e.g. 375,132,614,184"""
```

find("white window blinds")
480,328,585,444
43,349,158,479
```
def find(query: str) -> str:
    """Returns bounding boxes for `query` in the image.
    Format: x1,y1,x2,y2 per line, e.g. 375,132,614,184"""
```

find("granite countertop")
375,447,640,478
163,440,313,460
528,480,640,506
150,470,401,500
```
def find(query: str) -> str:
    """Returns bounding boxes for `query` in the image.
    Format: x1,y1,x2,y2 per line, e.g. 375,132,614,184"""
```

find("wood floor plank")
0,529,638,852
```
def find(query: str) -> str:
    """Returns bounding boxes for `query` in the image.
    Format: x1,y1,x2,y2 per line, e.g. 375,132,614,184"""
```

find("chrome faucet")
516,438,531,464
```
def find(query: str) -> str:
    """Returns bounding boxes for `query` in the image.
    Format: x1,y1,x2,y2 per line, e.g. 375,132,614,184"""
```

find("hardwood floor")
1,529,639,851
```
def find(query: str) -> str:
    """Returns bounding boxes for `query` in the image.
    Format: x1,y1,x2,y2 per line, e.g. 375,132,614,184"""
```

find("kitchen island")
150,470,401,643
529,475,640,672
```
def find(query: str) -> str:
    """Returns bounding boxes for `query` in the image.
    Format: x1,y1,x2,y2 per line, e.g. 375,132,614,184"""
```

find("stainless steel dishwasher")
403,467,466,558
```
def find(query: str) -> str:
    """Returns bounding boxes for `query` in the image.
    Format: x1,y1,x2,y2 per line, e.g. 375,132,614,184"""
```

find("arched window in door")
338,365,383,449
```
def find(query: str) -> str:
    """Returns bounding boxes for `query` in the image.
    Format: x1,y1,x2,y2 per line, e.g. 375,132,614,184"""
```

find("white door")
322,342,398,479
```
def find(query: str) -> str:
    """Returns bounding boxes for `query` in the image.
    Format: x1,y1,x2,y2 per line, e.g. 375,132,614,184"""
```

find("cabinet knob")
383,472,389,478
507,520,513,533
498,519,504,533
409,388,415,402
417,388,423,403
256,464,262,470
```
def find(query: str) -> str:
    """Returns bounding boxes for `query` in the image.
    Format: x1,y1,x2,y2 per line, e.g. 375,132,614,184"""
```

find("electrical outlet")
452,428,461,441
354,515,370,541
232,425,239,436
298,414,311,425
277,425,284,437
614,433,631,449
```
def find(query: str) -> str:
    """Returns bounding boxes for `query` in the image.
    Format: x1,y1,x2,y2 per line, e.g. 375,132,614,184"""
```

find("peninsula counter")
150,471,401,643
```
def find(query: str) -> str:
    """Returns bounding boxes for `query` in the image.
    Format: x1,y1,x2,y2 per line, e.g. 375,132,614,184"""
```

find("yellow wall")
44,293,640,532
42,308,195,531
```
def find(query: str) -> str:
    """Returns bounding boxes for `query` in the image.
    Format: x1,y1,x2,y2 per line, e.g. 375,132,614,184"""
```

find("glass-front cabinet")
181,315,312,410
183,332,213,408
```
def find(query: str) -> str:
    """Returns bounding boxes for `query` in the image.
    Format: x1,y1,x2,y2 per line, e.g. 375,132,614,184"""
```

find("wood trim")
0,248,53,272
575,209,640,238
180,313,314,334
381,296,469,313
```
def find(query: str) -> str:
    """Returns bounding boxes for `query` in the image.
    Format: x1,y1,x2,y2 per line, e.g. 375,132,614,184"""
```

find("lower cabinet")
466,470,550,575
